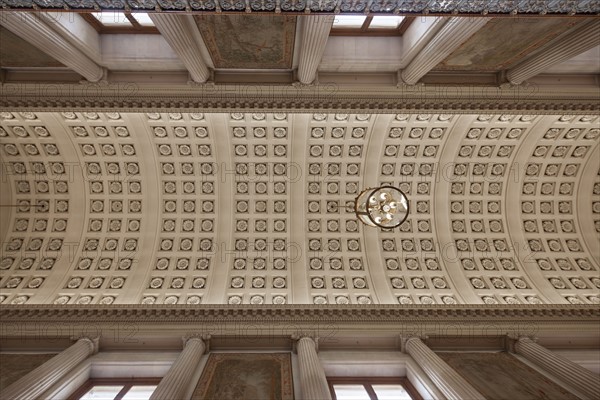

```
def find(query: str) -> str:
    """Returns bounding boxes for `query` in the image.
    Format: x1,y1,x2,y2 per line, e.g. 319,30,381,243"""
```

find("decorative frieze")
0,1,596,15
0,304,598,324
0,83,598,112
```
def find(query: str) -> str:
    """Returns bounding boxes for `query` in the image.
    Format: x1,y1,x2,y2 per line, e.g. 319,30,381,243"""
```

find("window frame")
330,16,414,36
66,377,161,400
81,13,160,34
328,377,423,400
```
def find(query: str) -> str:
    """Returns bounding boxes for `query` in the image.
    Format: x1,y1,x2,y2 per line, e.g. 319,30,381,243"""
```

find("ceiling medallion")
355,186,409,229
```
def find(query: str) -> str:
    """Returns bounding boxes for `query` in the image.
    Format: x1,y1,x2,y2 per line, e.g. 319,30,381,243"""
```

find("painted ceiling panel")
434,18,582,71
0,112,598,306
0,27,65,68
195,15,296,69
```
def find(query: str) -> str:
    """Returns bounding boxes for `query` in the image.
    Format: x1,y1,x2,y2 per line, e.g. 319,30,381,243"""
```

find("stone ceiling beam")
0,12,104,82
149,14,211,83
399,17,489,85
506,19,600,85
297,16,334,85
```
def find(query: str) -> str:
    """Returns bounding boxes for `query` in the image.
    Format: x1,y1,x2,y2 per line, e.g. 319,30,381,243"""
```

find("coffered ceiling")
0,111,598,306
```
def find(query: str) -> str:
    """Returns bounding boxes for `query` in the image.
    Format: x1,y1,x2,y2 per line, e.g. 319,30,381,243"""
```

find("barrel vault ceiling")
0,111,599,306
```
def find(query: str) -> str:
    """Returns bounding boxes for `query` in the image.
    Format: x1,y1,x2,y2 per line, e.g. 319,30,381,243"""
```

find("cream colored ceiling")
0,111,598,306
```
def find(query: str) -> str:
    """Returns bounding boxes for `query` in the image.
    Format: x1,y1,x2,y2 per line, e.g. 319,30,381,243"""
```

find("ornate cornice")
0,0,597,15
1,304,599,324
1,82,599,113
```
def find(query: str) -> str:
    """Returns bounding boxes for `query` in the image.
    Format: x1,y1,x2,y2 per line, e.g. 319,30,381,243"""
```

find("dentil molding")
1,81,599,113
1,304,599,323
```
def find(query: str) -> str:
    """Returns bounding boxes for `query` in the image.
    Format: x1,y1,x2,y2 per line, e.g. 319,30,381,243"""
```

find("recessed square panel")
195,15,296,69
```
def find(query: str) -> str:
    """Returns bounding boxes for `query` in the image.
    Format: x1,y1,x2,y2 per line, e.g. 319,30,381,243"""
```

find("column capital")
517,335,538,342
78,68,109,85
187,75,215,87
399,335,428,353
292,335,319,353
505,334,538,352
182,334,210,353
396,72,426,88
71,336,99,355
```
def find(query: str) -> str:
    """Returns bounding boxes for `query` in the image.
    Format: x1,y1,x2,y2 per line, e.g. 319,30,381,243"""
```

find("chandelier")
354,186,409,229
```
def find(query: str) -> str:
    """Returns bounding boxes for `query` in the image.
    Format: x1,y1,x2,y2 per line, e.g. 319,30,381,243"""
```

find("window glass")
333,384,371,400
333,16,367,28
132,13,155,27
121,385,157,400
79,385,123,400
372,384,412,400
91,12,131,26
370,16,404,29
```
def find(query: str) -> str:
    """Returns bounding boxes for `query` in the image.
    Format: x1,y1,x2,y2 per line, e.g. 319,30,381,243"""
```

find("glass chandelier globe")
354,186,409,229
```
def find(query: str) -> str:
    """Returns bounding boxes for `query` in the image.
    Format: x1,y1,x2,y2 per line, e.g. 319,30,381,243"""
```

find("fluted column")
400,17,488,85
0,12,104,82
507,19,600,85
403,337,485,400
149,336,206,400
514,336,600,400
297,337,332,400
149,14,210,83
297,16,334,84
0,337,98,400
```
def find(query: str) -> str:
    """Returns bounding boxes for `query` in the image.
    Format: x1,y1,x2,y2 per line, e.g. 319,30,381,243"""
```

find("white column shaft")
0,12,103,82
297,16,334,84
515,337,600,400
39,12,102,64
401,17,488,85
149,14,210,83
297,337,332,400
0,337,97,400
149,337,206,400
405,337,485,400
507,19,600,85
